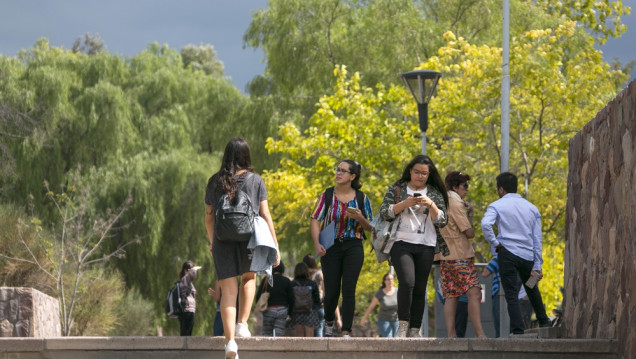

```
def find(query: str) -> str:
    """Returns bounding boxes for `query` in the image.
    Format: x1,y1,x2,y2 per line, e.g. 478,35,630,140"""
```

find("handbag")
371,213,393,263
254,280,270,313
319,220,335,251
371,185,401,263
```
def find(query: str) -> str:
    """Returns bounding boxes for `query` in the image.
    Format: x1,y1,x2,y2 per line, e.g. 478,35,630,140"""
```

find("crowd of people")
173,137,550,359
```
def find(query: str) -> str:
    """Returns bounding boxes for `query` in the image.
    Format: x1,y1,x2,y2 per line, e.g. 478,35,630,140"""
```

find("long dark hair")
398,155,448,207
180,260,194,279
341,159,362,190
212,137,254,201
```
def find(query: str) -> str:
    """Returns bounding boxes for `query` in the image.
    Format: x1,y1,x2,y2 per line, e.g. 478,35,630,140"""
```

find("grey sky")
0,0,634,92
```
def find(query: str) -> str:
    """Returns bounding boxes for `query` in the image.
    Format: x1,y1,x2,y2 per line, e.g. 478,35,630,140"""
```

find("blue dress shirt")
481,193,543,270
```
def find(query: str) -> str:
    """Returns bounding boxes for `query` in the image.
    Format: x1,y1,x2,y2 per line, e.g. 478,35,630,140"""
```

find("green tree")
263,20,625,313
0,39,270,335
0,178,151,336
180,44,225,77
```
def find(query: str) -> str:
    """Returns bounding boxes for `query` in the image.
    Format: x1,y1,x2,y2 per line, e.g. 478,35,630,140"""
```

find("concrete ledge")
0,336,619,359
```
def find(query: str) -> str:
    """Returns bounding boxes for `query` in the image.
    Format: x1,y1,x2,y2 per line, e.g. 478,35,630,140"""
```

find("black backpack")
292,280,313,313
215,173,255,242
164,282,184,319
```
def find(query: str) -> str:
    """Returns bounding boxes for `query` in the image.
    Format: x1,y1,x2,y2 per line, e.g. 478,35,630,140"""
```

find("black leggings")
179,311,195,336
320,239,364,333
390,241,435,329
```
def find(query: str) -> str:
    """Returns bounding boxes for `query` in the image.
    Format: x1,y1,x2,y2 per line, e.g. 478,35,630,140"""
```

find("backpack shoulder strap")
324,187,335,211
355,190,366,219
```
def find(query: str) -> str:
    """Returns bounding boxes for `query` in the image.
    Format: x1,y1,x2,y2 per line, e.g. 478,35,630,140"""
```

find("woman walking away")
379,154,449,338
256,261,292,337
360,272,399,337
178,260,200,336
310,159,373,338
289,262,322,337
436,171,487,338
205,137,280,358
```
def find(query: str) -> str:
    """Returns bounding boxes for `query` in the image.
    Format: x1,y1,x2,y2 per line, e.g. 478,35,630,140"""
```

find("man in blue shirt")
481,172,551,334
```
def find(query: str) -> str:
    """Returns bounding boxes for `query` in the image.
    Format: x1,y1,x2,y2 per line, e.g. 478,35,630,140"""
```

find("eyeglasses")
411,170,429,177
335,167,353,174
462,183,469,189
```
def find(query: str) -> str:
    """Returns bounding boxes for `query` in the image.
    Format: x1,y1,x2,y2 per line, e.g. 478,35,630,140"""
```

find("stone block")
0,288,60,337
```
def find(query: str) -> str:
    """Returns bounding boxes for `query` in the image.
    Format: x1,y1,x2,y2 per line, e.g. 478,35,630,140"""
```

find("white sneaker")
225,339,238,359
408,328,422,338
396,321,408,338
235,322,251,338
343,334,351,338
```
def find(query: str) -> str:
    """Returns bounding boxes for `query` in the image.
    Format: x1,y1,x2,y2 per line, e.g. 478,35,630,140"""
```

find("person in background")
360,272,399,337
310,159,373,338
208,280,224,336
436,171,486,338
379,154,449,338
256,261,293,337
205,137,280,359
288,262,322,337
178,260,199,336
481,172,551,335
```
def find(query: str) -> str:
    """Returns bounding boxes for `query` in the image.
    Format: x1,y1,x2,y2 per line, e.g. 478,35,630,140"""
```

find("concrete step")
0,336,618,359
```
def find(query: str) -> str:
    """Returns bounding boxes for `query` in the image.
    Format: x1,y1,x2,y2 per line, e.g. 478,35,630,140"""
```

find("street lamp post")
401,70,442,155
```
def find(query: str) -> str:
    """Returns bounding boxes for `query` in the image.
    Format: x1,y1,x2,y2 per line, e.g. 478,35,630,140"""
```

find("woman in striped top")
310,159,373,337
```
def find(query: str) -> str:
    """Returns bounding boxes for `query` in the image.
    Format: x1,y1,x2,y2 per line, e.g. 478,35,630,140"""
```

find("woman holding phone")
379,154,449,337
310,159,373,337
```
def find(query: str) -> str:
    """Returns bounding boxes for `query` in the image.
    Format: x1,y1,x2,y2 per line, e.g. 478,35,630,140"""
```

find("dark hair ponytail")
341,159,362,190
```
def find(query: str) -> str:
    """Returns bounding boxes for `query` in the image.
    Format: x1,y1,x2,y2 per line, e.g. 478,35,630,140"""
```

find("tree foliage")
0,38,271,335
263,19,625,313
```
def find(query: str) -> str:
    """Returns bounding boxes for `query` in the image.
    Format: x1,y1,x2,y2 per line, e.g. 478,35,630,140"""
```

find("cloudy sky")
1,0,634,92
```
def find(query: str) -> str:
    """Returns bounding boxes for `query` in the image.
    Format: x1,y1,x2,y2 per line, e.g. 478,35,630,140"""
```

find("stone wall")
565,79,635,359
0,287,61,337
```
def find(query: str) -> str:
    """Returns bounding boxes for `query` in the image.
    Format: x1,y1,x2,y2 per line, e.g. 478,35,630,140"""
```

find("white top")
394,187,437,246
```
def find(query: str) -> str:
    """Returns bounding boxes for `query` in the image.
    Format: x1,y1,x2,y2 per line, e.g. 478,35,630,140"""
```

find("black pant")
179,311,195,336
390,241,435,329
498,247,550,334
320,239,363,333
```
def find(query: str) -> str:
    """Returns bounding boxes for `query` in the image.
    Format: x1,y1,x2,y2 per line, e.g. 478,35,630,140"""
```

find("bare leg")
444,297,459,338
237,272,256,324
304,326,314,337
294,324,304,337
219,277,239,343
467,286,487,338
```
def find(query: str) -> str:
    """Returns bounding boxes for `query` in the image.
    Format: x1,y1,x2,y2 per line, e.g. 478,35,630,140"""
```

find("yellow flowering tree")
264,21,625,321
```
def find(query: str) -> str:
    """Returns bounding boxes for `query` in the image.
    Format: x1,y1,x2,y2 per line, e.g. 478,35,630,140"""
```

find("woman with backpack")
178,260,200,336
289,262,321,337
310,159,373,338
205,137,280,359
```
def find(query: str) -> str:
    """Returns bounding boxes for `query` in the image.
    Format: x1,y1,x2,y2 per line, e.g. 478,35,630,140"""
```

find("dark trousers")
390,241,435,329
455,300,469,338
179,311,195,336
321,239,364,332
498,247,550,334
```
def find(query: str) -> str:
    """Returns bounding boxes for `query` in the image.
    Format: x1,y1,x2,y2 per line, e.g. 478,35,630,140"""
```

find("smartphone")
192,266,202,271
346,207,357,215
525,271,539,289
413,193,422,197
